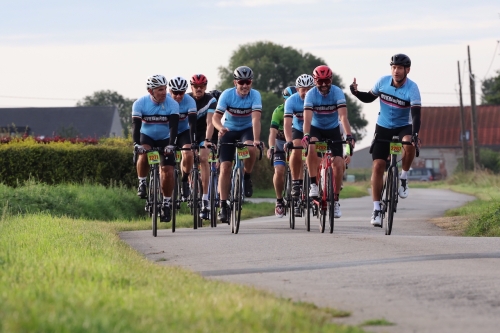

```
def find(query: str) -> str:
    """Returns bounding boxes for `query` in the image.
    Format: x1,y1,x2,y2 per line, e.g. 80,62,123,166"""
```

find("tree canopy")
481,70,500,105
216,41,368,141
77,90,134,137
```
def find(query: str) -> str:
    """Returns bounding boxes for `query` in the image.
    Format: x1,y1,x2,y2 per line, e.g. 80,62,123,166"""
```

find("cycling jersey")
371,75,421,129
168,93,197,134
132,95,179,141
304,85,346,130
215,87,262,131
270,104,285,141
284,92,305,132
187,92,217,136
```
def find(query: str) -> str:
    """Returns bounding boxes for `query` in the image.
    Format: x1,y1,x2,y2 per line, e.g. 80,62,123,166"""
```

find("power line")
483,40,500,80
0,95,78,101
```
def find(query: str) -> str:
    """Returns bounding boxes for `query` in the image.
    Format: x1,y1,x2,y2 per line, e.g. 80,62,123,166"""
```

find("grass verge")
0,213,364,333
359,318,395,326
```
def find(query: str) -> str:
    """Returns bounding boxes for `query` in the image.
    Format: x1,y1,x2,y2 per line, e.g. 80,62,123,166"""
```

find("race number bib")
389,142,403,155
147,151,160,165
302,149,306,161
208,151,217,163
237,147,250,159
315,142,327,154
175,151,181,163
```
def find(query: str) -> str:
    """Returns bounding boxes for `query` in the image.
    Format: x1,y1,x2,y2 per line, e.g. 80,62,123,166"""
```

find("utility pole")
457,61,468,171
467,45,480,171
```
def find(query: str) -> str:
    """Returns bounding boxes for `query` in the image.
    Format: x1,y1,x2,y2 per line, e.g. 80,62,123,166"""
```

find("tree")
77,90,134,137
481,70,500,105
216,41,368,141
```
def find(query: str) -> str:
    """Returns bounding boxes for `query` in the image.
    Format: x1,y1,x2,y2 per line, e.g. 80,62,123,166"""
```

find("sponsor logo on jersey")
227,107,252,116
380,93,410,108
312,105,338,114
142,115,169,123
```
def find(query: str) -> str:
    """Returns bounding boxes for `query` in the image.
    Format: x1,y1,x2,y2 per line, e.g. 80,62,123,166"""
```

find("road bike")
371,135,419,235
218,141,263,234
208,145,219,228
305,139,352,233
280,145,306,230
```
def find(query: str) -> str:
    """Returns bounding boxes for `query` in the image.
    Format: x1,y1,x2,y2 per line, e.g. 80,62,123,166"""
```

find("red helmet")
312,65,333,80
190,74,208,85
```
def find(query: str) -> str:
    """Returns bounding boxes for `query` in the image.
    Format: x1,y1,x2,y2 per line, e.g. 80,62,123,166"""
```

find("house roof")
421,105,500,148
0,106,122,138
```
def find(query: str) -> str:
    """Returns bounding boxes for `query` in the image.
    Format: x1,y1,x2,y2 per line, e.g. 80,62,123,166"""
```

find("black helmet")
233,66,254,80
282,86,297,99
390,54,411,67
209,89,222,101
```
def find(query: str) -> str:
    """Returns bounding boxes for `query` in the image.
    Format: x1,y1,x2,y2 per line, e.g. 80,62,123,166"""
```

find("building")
0,106,124,138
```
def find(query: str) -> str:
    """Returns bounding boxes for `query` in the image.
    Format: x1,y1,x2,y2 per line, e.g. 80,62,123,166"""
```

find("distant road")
122,189,500,333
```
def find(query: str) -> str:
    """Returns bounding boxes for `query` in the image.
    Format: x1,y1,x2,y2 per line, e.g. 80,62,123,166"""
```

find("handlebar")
218,141,264,161
304,139,353,157
369,135,420,157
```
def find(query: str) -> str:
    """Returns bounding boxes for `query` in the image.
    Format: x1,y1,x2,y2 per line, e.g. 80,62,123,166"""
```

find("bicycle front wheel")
172,168,179,233
386,166,398,235
286,169,295,229
209,167,218,228
304,166,311,232
232,168,243,234
327,167,335,234
318,168,326,234
151,167,159,237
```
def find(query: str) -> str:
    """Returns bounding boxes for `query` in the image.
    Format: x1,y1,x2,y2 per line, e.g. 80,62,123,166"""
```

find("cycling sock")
277,198,284,204
139,177,146,182
334,193,339,201
244,173,251,180
400,170,408,179
373,201,381,211
164,197,171,203
202,194,209,201
292,179,303,186
182,173,189,182
310,177,317,185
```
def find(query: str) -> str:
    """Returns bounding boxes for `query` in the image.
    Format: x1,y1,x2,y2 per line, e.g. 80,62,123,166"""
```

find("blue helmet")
282,86,297,99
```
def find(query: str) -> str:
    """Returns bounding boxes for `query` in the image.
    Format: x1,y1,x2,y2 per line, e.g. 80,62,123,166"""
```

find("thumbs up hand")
349,78,358,95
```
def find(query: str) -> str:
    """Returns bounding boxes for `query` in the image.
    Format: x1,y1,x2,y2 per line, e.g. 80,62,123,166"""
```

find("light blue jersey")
215,87,262,131
132,95,179,141
168,93,197,134
304,85,346,130
371,75,421,129
284,92,305,132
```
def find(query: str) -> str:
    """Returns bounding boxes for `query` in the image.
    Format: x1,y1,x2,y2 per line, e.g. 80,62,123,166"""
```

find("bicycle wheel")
286,169,295,229
191,169,200,229
172,168,178,233
318,168,326,234
304,166,311,232
209,167,218,228
327,167,335,234
386,166,398,235
232,168,243,234
151,167,159,237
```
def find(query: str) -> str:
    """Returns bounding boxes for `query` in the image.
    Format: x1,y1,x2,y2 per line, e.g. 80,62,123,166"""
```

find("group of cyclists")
131,53,421,228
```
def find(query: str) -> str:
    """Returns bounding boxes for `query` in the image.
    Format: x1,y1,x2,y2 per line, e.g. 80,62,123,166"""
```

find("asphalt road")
121,189,500,333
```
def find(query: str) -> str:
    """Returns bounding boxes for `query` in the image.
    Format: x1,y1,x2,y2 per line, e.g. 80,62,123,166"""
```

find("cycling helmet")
146,74,167,90
168,76,189,91
390,54,411,67
190,74,208,85
233,66,254,80
312,65,333,80
209,89,222,101
295,74,314,88
282,86,297,99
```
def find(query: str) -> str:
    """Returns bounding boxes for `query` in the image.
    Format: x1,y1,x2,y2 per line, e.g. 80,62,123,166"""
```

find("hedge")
0,138,274,189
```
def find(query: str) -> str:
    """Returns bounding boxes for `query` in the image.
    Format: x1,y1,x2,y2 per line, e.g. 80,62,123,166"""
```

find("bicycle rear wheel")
304,166,311,232
386,166,398,235
151,167,159,237
232,168,243,234
327,167,335,234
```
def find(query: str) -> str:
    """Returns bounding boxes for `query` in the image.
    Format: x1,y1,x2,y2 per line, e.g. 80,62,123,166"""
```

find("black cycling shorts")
176,130,191,148
371,124,412,161
218,127,254,163
309,125,343,157
292,128,303,141
139,133,175,166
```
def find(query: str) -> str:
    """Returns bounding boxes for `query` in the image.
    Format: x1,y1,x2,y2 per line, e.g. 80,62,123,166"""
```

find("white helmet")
146,74,167,90
233,66,254,80
295,74,314,88
168,76,189,92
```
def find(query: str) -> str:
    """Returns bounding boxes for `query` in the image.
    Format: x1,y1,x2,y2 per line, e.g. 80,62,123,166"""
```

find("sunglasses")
192,85,206,90
316,79,332,85
237,79,252,86
171,91,185,96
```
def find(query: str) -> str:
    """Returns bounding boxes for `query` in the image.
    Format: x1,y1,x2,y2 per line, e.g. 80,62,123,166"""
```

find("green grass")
360,318,395,326
0,213,365,333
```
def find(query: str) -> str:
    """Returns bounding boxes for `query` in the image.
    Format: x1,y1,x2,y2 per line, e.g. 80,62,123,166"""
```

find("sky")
1,0,499,149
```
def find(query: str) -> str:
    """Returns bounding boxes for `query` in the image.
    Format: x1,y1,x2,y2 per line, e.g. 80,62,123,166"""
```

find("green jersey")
270,104,285,141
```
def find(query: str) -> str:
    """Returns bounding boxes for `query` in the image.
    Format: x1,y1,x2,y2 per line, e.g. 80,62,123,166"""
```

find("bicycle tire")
304,166,311,232
152,167,159,237
318,168,326,234
233,168,243,234
196,174,203,228
191,170,199,229
327,167,335,234
209,167,217,228
172,168,178,233
286,169,295,229
386,166,398,235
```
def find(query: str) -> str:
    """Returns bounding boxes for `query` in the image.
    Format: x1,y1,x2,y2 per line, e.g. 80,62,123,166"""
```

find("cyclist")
350,53,421,227
133,74,179,222
212,65,262,223
267,86,297,217
187,74,218,220
284,74,315,216
168,76,198,200
301,65,355,219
